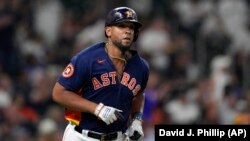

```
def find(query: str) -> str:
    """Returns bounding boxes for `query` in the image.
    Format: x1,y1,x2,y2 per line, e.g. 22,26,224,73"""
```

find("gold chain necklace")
105,44,127,79
105,45,127,65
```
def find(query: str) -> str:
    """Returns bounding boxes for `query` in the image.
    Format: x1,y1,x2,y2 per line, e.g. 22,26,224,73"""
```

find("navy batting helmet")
105,7,142,42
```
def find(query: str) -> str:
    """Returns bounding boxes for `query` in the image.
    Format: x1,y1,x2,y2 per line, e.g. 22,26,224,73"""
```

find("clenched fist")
126,119,144,141
94,103,123,125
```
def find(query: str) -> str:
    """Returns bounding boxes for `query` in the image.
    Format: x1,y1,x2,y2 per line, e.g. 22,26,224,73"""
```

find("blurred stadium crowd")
0,0,250,141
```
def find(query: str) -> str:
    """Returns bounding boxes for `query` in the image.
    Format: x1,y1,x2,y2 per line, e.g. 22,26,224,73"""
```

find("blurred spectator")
210,55,233,102
233,89,250,124
0,0,22,77
218,85,241,124
198,13,232,75
217,0,250,54
173,0,214,61
0,73,12,109
37,118,60,141
138,17,171,72
73,19,105,54
164,88,201,124
33,0,63,46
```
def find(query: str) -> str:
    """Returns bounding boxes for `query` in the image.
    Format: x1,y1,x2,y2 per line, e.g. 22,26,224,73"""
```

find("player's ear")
105,26,111,37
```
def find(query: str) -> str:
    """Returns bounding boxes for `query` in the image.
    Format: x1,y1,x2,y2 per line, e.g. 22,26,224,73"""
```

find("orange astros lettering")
91,71,141,95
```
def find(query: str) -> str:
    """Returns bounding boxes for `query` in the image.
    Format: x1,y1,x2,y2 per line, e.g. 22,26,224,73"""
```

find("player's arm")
126,92,145,140
52,82,97,113
131,92,145,119
52,82,122,125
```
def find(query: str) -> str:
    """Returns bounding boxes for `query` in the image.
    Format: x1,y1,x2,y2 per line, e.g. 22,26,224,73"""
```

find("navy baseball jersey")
57,42,149,133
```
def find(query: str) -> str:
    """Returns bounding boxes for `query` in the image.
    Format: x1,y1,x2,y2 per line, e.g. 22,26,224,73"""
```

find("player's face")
109,22,135,52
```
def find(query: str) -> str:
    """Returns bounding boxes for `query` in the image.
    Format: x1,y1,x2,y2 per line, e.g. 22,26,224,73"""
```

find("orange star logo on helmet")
125,10,133,18
62,63,74,78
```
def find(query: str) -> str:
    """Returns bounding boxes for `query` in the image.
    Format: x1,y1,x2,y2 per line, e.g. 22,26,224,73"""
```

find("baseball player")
52,7,149,141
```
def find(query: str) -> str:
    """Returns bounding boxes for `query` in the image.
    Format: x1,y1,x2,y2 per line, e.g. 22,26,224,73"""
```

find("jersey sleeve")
138,58,150,94
57,54,90,92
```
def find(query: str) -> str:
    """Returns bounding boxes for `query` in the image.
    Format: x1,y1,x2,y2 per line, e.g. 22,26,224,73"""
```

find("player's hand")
126,119,144,141
94,103,123,125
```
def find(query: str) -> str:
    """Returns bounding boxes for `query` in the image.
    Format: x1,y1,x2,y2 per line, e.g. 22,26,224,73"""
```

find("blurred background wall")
0,0,249,141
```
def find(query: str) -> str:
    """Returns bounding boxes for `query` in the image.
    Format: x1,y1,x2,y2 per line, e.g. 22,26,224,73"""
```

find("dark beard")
113,40,131,53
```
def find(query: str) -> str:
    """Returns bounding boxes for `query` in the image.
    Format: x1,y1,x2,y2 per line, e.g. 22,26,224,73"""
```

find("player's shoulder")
140,57,149,69
131,50,150,71
139,56,150,72
136,55,150,78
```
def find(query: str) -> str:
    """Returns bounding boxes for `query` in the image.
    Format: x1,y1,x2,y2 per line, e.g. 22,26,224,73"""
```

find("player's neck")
105,42,127,64
105,42,123,57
